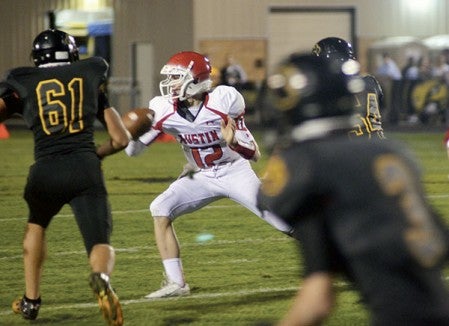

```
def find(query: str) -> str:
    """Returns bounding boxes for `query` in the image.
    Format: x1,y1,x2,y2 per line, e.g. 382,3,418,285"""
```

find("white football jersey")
128,85,257,169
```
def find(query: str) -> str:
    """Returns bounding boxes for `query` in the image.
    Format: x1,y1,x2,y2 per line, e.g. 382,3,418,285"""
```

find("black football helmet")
266,53,364,128
312,37,356,62
31,29,79,66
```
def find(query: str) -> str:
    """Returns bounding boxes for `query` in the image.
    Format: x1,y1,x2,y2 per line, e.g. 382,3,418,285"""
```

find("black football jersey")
258,136,449,324
2,57,108,160
350,74,385,139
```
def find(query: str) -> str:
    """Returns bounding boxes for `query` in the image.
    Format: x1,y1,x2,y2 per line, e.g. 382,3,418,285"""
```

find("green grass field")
1,128,448,325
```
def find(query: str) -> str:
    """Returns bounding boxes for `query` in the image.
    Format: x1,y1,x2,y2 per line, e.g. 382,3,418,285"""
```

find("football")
121,108,154,140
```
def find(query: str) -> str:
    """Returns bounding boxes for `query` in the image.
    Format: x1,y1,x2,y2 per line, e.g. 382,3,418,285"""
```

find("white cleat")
144,281,190,299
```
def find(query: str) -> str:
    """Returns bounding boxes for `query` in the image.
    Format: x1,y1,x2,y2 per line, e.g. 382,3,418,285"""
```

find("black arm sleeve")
294,214,337,276
0,83,22,116
96,86,111,126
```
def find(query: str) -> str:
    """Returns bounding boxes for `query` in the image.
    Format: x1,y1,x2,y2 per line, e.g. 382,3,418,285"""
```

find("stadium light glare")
403,0,435,13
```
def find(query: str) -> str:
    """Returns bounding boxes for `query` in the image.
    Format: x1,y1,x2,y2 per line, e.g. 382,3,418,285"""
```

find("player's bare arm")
96,107,131,159
278,272,334,326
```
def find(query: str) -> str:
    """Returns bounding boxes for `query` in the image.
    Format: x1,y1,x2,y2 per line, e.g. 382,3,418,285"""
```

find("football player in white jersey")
125,51,293,298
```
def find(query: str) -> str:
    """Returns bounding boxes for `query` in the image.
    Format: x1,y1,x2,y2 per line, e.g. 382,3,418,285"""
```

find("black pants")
24,152,112,254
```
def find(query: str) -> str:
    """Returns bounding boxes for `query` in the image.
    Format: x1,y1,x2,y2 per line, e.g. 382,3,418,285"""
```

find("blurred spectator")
410,54,449,125
377,52,402,80
402,56,419,80
432,53,449,84
220,54,248,89
401,56,420,122
417,56,433,81
432,53,449,125
377,52,402,125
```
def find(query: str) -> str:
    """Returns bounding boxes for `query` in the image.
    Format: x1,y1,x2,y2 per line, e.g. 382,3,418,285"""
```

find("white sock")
162,258,185,287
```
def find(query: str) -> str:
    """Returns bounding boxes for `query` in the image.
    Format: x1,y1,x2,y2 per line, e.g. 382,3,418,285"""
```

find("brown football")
121,108,154,140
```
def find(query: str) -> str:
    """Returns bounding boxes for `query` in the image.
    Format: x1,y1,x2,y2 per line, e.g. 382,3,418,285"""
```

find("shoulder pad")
363,74,383,97
207,85,245,118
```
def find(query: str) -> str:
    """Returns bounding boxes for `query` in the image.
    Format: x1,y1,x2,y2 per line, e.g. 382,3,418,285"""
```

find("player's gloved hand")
177,163,198,179
221,116,237,146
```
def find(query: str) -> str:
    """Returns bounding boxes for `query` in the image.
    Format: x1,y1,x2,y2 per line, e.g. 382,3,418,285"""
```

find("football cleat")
12,295,41,320
144,280,190,299
89,272,123,326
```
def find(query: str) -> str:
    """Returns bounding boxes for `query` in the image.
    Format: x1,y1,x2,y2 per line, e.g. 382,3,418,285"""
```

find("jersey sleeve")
95,90,111,127
222,86,245,118
148,96,174,130
230,117,260,160
214,86,260,160
0,81,22,118
258,150,312,223
294,214,336,276
258,150,334,275
359,74,386,139
207,85,245,118
365,74,384,105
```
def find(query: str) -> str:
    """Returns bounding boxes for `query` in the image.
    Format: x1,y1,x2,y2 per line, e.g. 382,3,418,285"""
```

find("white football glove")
177,163,198,179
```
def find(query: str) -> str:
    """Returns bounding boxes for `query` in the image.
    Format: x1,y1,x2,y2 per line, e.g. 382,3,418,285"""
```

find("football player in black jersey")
312,36,385,139
258,53,449,326
0,29,129,325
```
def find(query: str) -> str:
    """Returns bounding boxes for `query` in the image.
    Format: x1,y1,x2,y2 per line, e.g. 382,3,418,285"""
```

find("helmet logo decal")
312,44,322,56
187,60,194,72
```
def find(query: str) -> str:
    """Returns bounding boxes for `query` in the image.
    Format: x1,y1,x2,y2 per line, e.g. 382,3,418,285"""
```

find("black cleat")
12,295,41,320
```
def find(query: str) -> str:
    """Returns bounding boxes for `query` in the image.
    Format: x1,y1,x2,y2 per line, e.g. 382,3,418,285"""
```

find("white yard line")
0,205,238,222
0,237,290,259
0,286,299,316
2,193,449,223
3,276,449,316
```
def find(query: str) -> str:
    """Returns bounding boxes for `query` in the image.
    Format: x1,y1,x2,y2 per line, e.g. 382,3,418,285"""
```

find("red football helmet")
159,51,212,101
